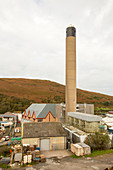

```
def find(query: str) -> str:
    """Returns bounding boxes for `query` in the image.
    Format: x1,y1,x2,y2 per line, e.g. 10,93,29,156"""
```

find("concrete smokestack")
65,25,76,123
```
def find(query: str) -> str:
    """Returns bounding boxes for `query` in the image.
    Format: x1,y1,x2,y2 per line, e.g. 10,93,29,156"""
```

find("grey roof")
24,103,57,118
0,157,10,164
21,119,32,123
78,142,90,148
14,153,22,162
0,114,16,118
0,114,17,122
23,122,66,138
68,112,102,122
38,104,56,118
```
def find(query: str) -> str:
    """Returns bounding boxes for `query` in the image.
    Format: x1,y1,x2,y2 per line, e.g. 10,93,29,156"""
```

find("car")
5,136,9,141
1,137,5,141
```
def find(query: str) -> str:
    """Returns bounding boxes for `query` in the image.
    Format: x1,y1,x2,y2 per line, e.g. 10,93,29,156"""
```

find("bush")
0,163,10,169
85,133,111,150
0,146,10,157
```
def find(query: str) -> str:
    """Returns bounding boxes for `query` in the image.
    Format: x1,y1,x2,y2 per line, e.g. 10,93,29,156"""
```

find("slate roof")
22,122,66,138
24,104,57,118
68,112,102,122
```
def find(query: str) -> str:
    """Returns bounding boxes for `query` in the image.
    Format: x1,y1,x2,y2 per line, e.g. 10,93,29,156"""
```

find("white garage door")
40,139,50,151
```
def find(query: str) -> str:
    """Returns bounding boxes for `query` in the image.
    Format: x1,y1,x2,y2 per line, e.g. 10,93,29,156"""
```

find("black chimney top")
66,25,76,37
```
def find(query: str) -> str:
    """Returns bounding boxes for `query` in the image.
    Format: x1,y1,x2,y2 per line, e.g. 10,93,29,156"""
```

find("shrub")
0,163,10,169
0,146,10,157
85,133,111,150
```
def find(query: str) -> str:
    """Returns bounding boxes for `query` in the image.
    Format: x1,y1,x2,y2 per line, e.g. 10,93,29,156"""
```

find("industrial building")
22,122,66,151
22,103,94,124
68,112,102,132
65,25,101,134
22,103,65,123
76,104,94,114
65,25,76,122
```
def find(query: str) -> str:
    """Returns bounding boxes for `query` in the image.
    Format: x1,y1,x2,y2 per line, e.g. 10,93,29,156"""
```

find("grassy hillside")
0,78,113,114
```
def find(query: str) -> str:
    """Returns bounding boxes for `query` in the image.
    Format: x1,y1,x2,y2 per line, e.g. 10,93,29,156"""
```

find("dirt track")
10,153,113,170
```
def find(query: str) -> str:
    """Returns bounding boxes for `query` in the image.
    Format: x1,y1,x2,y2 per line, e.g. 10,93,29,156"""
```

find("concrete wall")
68,116,100,133
50,137,66,150
66,36,76,122
84,121,99,132
77,104,94,115
22,136,66,150
22,138,40,146
56,105,65,123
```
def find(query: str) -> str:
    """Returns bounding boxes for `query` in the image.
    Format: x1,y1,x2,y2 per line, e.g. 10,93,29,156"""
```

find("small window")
38,119,43,122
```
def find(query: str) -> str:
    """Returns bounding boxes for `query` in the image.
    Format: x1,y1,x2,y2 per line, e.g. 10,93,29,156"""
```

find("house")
22,122,67,151
0,113,17,125
102,117,113,128
68,112,102,132
15,127,21,137
22,103,64,122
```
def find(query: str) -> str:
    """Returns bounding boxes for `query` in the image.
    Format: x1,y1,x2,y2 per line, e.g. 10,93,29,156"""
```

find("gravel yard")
9,151,113,170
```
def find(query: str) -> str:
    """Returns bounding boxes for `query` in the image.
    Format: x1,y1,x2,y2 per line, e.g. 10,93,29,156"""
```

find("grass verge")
21,161,37,167
71,149,113,158
0,163,11,169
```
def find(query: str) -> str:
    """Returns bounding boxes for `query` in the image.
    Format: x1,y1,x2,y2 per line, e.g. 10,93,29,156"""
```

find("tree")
85,133,111,150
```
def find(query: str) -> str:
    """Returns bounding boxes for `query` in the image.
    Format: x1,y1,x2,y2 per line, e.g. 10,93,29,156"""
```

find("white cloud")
0,0,113,96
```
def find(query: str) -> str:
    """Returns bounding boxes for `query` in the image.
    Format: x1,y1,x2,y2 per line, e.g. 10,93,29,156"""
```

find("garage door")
40,139,50,151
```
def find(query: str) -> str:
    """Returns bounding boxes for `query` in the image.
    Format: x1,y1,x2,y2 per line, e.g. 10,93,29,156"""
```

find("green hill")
0,78,113,114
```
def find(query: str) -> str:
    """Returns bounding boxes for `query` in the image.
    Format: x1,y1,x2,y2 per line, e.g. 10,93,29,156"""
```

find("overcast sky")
0,0,113,96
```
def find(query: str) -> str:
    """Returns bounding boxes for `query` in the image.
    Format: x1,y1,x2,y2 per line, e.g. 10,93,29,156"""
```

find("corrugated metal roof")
24,103,56,118
68,112,102,122
25,104,46,117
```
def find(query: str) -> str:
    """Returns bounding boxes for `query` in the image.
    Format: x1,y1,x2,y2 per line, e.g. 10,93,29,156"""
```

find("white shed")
71,143,83,156
71,143,91,156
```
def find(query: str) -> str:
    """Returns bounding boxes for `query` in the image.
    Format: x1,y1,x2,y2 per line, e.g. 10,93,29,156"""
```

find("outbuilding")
71,142,91,156
71,143,83,156
22,122,67,151
78,143,91,155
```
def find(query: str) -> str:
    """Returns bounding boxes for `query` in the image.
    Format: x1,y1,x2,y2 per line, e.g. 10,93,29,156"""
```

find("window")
38,119,43,122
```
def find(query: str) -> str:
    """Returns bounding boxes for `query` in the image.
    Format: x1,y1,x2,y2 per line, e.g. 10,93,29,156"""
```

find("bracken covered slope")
0,78,113,114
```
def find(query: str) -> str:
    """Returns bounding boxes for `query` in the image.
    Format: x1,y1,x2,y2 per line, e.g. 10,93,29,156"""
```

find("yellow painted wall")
22,138,39,146
22,137,66,150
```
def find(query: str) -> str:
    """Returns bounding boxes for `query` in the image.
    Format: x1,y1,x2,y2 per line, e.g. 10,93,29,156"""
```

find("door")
40,139,50,151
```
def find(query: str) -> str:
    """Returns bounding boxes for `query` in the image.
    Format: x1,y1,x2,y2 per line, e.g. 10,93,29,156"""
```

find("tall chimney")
65,25,76,123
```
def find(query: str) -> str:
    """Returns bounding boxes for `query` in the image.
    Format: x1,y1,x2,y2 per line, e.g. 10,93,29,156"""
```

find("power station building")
65,25,101,132
65,25,76,123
